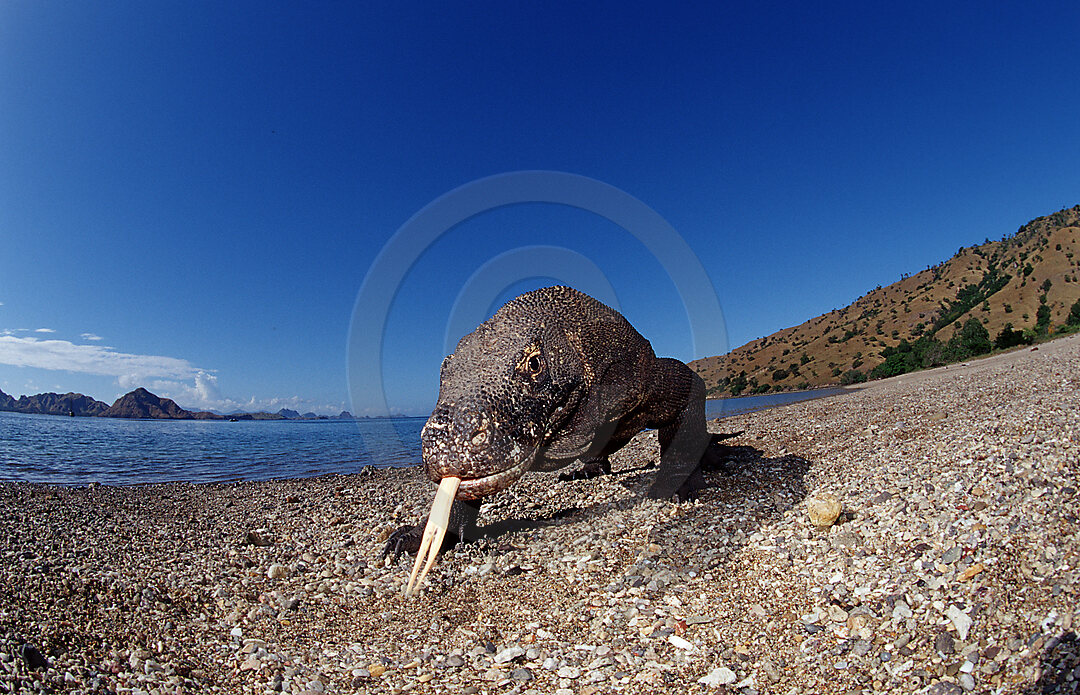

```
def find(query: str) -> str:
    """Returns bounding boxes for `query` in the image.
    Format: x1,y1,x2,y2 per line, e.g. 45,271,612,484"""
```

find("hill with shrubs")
692,205,1080,396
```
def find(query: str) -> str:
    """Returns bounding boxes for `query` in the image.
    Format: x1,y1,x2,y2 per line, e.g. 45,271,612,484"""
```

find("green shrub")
994,323,1026,349
959,317,992,355
840,369,867,385
1069,298,1080,326
1036,304,1051,334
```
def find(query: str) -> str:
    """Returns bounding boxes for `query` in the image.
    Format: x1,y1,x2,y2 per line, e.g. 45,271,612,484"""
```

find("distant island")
0,386,362,421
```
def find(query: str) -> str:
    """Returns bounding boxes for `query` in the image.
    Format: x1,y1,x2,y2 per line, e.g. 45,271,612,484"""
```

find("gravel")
1,333,1078,694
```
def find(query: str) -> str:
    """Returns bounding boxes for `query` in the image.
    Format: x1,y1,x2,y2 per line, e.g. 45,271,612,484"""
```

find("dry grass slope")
692,205,1080,395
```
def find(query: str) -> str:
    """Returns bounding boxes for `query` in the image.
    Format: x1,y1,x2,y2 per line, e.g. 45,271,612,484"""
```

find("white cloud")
34,328,56,333
149,375,342,415
81,333,104,341
0,335,344,416
0,335,203,382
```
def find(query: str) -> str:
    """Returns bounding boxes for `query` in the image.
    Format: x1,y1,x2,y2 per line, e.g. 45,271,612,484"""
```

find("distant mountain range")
0,386,359,421
691,205,1080,395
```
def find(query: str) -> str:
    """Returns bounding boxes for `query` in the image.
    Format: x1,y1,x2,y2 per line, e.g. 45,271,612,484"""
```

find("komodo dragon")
385,285,733,593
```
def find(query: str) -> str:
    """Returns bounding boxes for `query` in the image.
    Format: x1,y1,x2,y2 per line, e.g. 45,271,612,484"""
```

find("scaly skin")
383,286,715,560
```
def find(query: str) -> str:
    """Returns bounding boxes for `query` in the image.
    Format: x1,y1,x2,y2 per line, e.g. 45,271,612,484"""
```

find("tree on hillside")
994,323,1027,349
1036,303,1051,334
959,318,992,355
840,369,866,385
945,318,991,361
1069,299,1080,327
729,372,748,396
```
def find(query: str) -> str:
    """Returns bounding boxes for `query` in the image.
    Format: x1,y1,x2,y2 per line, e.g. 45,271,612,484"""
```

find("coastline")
1,334,1077,694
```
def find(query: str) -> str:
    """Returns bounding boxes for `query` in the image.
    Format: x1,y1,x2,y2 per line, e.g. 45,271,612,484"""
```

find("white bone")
405,476,461,596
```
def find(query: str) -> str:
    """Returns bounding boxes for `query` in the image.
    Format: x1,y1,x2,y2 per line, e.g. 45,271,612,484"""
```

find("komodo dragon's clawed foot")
380,496,482,565
700,431,744,473
646,466,709,503
380,524,462,563
558,457,612,482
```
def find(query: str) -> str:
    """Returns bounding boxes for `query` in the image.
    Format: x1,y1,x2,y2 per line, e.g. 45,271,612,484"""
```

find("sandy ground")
1,333,1078,695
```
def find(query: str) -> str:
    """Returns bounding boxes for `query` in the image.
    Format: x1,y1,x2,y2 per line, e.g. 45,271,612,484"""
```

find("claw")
405,476,461,596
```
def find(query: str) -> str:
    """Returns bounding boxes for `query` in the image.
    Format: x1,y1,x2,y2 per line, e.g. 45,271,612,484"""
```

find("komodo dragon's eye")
520,348,544,380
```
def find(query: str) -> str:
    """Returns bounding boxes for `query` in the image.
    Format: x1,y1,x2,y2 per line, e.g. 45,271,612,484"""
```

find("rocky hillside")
97,388,223,420
692,205,1080,395
0,388,109,417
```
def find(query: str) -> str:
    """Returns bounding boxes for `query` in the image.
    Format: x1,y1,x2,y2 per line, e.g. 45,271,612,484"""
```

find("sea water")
1,387,849,485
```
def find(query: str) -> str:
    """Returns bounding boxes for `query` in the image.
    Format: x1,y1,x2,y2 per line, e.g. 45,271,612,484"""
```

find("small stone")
946,605,973,641
557,666,581,678
494,647,525,664
19,644,48,670
959,673,975,690
445,655,465,668
246,529,274,546
807,493,842,528
827,604,849,623
511,668,533,681
935,633,955,655
368,663,386,677
957,563,985,582
267,564,288,579
667,634,695,651
698,666,737,686
941,547,962,564
925,683,963,695
417,673,434,683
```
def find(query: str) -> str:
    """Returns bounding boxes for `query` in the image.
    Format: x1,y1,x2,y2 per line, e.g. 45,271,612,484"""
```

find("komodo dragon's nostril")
469,426,490,449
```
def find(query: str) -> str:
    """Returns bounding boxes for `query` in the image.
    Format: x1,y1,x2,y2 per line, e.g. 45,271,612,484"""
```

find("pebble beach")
2,334,1078,695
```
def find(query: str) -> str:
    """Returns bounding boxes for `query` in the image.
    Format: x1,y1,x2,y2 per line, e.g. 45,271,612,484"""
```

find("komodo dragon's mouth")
453,455,532,500
406,451,535,596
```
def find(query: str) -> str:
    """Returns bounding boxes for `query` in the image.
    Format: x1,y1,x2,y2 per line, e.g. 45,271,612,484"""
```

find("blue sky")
2,1,1078,416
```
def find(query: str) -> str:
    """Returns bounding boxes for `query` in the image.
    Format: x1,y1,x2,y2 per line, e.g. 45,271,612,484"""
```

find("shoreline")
1,334,1078,693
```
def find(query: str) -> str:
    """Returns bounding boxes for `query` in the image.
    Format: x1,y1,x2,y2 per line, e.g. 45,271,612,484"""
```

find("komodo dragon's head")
420,292,585,500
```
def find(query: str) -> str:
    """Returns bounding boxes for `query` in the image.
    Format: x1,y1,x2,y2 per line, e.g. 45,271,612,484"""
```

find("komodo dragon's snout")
420,310,585,500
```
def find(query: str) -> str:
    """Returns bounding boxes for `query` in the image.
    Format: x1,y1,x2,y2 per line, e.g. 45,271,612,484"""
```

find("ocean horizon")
0,388,849,486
